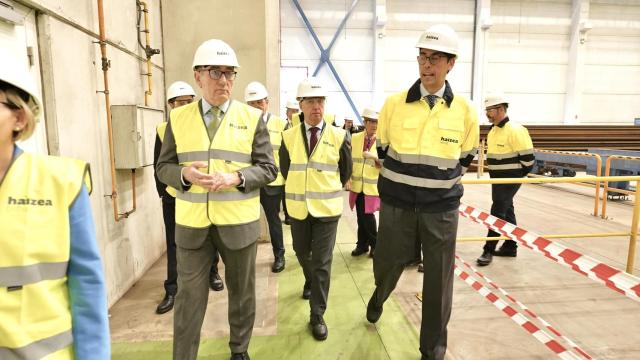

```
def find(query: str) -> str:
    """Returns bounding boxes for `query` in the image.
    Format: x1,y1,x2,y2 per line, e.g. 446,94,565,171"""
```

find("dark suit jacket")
156,100,277,250
279,117,352,222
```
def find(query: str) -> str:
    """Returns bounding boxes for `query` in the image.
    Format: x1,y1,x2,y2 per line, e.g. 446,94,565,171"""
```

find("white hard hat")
285,100,299,110
361,107,379,120
415,24,459,56
167,81,196,101
192,39,240,69
244,81,268,102
484,91,509,108
296,77,328,99
0,54,42,118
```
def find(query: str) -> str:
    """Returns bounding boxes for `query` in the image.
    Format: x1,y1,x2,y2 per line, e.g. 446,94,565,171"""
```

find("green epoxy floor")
111,217,421,360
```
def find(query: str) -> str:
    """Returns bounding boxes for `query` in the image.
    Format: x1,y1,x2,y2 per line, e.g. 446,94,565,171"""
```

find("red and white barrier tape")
454,258,583,359
455,254,592,359
459,204,640,302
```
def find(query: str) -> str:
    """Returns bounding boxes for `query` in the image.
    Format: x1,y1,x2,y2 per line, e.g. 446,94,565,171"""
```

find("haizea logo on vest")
7,196,53,206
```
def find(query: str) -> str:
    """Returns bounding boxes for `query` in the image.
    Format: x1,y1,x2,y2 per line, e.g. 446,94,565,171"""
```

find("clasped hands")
183,161,241,191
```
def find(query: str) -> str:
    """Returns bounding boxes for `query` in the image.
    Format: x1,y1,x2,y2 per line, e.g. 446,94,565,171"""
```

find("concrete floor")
110,176,640,359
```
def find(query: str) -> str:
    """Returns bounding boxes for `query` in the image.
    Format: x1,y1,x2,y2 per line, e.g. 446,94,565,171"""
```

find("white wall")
8,0,167,306
281,0,640,125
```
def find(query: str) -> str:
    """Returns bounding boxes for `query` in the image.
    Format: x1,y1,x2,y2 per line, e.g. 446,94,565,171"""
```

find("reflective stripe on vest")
0,152,88,359
265,113,288,186
486,121,534,175
157,122,177,197
282,124,345,219
350,132,380,196
170,100,262,227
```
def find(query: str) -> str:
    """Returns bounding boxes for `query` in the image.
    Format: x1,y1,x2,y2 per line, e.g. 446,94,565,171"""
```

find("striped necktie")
425,95,438,109
207,106,221,139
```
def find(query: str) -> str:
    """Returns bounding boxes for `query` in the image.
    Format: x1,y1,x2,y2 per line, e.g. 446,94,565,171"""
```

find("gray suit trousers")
371,202,458,360
290,215,339,316
173,225,257,359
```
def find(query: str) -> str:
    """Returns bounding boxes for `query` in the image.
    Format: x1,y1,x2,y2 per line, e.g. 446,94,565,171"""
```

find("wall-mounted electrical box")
111,105,164,169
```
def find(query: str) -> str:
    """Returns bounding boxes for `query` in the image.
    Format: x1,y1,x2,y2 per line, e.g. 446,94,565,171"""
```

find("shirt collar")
419,82,445,98
201,98,230,115
406,79,455,107
496,116,510,128
304,119,325,132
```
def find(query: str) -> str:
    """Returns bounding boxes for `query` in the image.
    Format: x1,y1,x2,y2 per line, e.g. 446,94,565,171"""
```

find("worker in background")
366,24,479,360
279,77,352,341
346,107,381,258
342,118,362,134
476,92,534,266
153,81,224,316
285,100,299,128
244,81,287,273
283,100,300,224
156,39,277,360
0,55,110,359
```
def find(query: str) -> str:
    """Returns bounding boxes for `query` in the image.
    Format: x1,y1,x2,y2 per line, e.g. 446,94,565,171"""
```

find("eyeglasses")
0,101,20,110
200,68,237,81
170,98,193,107
417,52,447,65
485,106,501,112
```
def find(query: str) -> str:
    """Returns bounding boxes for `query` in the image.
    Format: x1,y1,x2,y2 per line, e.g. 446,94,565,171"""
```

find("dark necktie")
309,127,319,154
364,136,371,151
426,95,438,109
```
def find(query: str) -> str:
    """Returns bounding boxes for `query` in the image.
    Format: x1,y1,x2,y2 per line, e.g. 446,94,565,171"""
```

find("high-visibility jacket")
377,80,479,212
170,100,262,228
0,152,91,359
486,117,535,178
350,131,380,196
291,113,335,128
157,122,177,197
282,124,346,219
264,113,288,186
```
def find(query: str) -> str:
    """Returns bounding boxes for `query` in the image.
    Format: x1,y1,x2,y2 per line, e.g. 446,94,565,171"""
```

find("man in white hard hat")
476,92,534,266
285,100,299,127
346,108,381,258
279,77,352,341
153,81,224,316
366,24,479,360
244,81,288,273
156,39,277,360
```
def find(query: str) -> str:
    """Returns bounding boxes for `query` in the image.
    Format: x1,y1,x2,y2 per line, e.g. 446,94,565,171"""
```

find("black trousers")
372,202,458,360
483,183,521,252
355,192,377,251
290,215,339,316
161,196,219,296
260,187,285,258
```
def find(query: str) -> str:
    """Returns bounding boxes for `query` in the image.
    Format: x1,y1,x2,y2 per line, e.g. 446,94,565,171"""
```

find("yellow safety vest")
170,100,262,228
350,132,380,196
0,152,91,359
156,122,177,197
377,80,479,211
265,113,288,186
282,124,346,219
486,118,534,178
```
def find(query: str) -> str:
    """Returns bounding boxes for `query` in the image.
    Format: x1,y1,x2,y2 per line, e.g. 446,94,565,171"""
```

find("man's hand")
182,161,215,187
209,171,241,192
344,179,352,191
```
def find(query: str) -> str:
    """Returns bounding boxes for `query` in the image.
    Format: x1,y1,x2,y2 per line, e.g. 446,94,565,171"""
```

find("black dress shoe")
351,247,368,257
369,249,375,258
310,314,328,340
494,247,517,257
210,272,224,291
230,351,250,360
476,250,493,266
417,263,424,273
156,293,175,314
272,257,285,273
283,217,292,225
302,282,311,300
366,294,383,323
